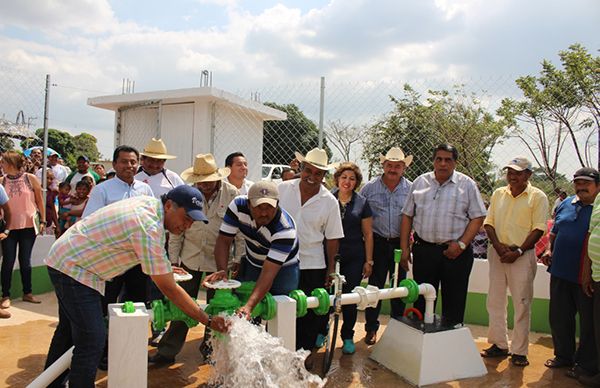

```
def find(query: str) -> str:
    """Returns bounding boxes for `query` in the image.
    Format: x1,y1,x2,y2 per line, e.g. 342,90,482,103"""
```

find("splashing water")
209,316,326,388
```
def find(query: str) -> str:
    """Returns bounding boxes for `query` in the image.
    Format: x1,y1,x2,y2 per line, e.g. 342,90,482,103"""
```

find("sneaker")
365,330,377,346
315,334,326,349
0,309,10,319
0,297,10,309
342,339,355,354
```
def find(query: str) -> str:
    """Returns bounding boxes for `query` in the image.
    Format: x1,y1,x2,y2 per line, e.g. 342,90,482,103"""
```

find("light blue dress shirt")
82,176,154,218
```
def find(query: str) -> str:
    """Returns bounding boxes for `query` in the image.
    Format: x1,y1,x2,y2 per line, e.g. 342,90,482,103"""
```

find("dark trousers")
296,268,327,351
45,268,105,388
157,265,214,358
340,256,365,340
238,258,300,295
593,281,600,373
102,264,148,315
549,275,597,373
412,242,474,325
1,227,37,297
365,237,406,332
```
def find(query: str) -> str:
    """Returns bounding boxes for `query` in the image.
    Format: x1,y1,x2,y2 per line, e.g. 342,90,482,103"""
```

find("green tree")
20,128,76,167
497,44,599,188
262,102,330,165
0,136,14,152
72,133,101,162
362,84,505,194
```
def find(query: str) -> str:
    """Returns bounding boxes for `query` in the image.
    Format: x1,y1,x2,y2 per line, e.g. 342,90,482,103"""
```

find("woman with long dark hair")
0,151,45,307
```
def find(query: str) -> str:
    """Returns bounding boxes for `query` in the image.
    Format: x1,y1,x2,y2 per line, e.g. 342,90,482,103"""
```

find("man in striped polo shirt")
581,179,600,387
205,181,300,317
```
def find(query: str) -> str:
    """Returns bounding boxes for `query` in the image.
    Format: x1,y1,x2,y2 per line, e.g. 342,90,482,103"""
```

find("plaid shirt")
402,171,487,243
45,196,172,295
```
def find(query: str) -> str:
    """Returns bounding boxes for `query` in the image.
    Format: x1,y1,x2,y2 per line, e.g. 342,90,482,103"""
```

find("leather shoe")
579,372,600,387
365,331,377,345
22,294,41,304
0,297,10,309
148,353,175,366
0,309,10,319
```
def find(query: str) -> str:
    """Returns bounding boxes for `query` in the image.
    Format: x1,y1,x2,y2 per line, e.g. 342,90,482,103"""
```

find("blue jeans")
238,258,300,296
1,227,37,297
44,268,106,388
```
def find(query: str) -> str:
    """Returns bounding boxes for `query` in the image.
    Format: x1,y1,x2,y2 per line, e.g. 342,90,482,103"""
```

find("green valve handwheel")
399,278,420,304
121,301,135,313
289,289,308,317
312,288,330,316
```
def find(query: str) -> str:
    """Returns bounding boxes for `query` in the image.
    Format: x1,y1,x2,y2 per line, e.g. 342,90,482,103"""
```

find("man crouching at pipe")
42,185,229,388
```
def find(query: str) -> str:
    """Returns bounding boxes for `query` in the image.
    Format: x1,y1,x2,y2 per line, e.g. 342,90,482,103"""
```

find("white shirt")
224,177,253,195
36,164,69,187
135,168,185,198
278,179,344,270
68,171,96,194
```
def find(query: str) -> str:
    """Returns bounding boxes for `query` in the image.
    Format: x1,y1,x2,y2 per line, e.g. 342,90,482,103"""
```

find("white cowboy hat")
294,148,335,171
140,138,176,160
379,147,413,167
181,154,231,184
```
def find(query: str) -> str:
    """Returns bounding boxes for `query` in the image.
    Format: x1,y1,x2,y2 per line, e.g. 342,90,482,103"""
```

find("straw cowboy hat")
181,154,231,184
294,148,336,171
379,147,413,167
140,138,176,160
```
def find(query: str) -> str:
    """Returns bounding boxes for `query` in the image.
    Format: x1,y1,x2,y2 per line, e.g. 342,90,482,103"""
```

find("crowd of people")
1,138,600,387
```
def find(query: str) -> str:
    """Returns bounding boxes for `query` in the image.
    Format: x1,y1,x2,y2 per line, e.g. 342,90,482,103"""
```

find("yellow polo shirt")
484,183,549,246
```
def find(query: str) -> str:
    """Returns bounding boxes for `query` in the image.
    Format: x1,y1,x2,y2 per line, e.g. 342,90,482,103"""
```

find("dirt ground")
0,292,579,387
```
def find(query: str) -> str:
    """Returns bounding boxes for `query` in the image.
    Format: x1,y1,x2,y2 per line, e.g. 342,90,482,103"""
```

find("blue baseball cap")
165,185,208,223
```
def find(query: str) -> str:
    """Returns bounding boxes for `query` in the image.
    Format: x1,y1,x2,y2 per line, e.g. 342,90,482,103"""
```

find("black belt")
374,233,400,244
414,234,449,248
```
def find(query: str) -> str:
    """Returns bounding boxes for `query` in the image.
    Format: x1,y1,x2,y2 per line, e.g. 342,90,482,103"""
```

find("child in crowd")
44,169,59,235
57,181,72,236
60,180,91,229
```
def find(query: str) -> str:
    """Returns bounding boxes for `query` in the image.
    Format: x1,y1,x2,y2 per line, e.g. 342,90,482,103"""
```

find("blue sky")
0,0,598,165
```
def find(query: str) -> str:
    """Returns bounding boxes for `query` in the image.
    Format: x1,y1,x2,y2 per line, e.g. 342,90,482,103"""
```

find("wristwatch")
457,240,467,250
366,260,374,266
3,229,8,235
516,248,524,256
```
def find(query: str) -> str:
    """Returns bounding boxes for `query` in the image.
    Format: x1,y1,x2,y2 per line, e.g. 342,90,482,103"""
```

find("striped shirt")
220,196,299,268
402,171,487,243
587,193,600,281
359,175,411,238
45,196,172,295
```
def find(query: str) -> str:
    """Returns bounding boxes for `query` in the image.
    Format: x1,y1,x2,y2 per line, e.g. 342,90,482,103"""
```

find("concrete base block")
370,319,487,386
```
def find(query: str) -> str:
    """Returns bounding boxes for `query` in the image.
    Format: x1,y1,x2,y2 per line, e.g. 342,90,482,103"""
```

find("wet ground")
0,292,580,387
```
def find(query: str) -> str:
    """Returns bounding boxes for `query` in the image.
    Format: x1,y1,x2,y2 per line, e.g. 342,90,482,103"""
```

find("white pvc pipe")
418,283,437,324
305,284,436,323
27,346,73,388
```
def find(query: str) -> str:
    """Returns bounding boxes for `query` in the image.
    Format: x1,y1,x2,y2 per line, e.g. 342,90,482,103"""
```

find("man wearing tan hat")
149,153,242,366
401,144,486,331
204,180,300,319
482,156,548,367
278,148,344,360
135,138,185,198
359,146,413,345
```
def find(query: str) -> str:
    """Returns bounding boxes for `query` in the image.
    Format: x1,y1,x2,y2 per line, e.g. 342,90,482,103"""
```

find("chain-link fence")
0,65,46,151
224,76,599,201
